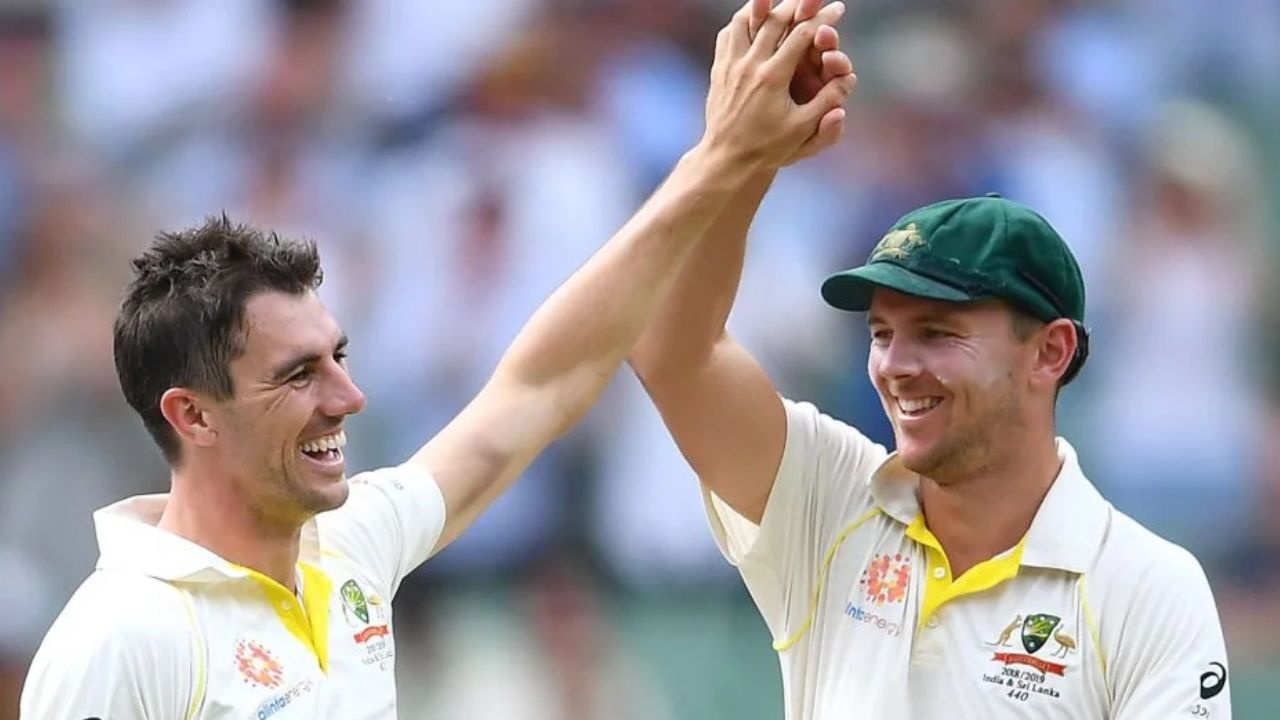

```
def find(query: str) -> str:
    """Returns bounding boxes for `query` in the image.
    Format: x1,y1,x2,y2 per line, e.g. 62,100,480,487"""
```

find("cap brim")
821,263,976,311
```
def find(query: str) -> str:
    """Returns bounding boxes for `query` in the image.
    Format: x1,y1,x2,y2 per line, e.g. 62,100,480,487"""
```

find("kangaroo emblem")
986,615,1022,647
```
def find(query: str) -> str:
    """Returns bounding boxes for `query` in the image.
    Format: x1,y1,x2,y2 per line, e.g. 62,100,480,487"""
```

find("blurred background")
0,0,1277,717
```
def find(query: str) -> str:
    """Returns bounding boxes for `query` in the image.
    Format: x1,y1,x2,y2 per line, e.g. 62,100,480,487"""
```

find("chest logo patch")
235,639,285,688
340,578,395,669
1021,614,1069,656
860,553,911,607
340,579,370,626
981,611,1077,703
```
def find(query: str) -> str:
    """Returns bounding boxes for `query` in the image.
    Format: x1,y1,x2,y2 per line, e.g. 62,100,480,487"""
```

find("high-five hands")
701,0,857,172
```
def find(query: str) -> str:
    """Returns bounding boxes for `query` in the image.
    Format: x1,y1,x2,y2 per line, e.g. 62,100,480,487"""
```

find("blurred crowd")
1,0,1278,717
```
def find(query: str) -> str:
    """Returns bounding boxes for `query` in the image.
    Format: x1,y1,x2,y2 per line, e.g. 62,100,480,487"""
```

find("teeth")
300,430,347,454
897,397,940,414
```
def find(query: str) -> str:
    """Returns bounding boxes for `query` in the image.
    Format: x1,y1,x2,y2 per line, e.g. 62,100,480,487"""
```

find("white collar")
93,494,323,582
869,438,1109,574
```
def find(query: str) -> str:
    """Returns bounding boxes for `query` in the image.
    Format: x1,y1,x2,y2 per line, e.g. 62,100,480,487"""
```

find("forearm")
630,169,775,377
488,143,757,435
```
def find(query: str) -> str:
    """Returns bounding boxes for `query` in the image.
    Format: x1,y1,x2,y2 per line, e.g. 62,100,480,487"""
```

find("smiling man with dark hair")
19,1,857,717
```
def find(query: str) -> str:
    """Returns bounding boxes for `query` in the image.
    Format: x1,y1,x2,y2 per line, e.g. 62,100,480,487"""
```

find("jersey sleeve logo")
1199,661,1227,699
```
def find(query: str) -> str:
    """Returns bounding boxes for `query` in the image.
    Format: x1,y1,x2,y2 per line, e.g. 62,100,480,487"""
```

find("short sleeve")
316,463,447,597
1105,545,1232,720
702,398,886,643
20,573,194,720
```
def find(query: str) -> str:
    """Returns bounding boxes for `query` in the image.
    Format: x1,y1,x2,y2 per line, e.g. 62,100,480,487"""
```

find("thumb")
790,107,846,163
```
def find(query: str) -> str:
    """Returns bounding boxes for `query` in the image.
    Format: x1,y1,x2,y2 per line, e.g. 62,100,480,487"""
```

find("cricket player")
19,1,855,717
631,144,1232,717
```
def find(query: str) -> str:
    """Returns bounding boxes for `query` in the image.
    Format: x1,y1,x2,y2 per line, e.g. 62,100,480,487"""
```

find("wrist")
683,139,768,193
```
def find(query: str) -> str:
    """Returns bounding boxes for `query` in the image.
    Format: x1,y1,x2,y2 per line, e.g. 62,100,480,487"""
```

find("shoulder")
23,570,195,715
41,570,193,658
780,398,888,471
315,463,447,592
1087,509,1219,639
338,463,440,509
1095,509,1211,592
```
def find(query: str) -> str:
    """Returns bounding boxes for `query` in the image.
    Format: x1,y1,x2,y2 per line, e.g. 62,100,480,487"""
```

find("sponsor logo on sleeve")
1199,661,1227,700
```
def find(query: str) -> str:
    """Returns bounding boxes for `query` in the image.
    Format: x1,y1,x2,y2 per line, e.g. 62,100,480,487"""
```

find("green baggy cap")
821,194,1090,381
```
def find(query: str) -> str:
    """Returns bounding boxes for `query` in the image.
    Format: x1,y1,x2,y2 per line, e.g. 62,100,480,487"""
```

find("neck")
158,467,304,592
918,431,1061,577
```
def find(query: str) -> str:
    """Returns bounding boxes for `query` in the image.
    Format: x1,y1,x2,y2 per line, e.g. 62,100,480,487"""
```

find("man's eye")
334,351,348,367
923,328,951,340
289,369,311,385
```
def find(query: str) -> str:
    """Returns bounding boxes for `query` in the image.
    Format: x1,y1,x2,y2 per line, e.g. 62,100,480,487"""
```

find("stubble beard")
899,386,1025,485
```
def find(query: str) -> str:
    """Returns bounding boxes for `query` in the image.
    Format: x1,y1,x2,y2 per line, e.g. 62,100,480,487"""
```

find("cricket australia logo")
340,578,395,669
870,223,924,261
1022,614,1075,658
340,579,370,626
980,611,1077,703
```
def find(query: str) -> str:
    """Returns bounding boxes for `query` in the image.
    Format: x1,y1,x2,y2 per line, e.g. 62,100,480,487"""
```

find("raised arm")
412,0,856,551
630,0,855,524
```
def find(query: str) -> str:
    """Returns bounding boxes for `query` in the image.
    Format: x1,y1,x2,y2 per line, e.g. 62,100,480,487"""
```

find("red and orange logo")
235,639,285,688
860,553,911,607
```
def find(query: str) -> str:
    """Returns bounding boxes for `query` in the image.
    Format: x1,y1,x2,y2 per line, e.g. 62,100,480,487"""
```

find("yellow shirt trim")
774,507,883,652
177,588,207,720
1078,574,1107,681
906,514,1026,630
235,562,333,673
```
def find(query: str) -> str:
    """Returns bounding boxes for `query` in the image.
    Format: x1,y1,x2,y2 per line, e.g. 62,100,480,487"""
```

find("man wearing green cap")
631,193,1231,717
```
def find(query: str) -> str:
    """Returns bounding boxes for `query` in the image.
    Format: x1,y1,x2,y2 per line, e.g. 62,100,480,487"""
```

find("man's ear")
1031,318,1077,390
159,388,219,449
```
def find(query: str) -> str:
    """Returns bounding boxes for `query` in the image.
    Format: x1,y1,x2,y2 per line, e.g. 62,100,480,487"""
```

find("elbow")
628,340,667,385
629,334,719,399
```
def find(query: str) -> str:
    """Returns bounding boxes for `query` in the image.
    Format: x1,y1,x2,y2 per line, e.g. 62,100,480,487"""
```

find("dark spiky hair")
113,215,323,463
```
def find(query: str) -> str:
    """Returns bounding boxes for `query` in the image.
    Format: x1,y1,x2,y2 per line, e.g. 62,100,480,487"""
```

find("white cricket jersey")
20,463,446,720
704,399,1232,720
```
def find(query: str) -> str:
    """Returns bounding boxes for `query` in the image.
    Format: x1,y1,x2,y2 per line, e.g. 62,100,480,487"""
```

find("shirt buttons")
926,615,940,629
280,600,292,611
932,566,946,580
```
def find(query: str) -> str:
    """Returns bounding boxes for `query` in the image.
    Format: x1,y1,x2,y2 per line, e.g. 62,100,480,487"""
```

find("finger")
811,2,846,37
821,49,853,81
748,0,772,41
803,26,838,81
783,106,844,162
791,107,846,162
765,16,824,77
816,106,846,143
725,0,758,58
803,5,842,71
793,0,821,24
752,0,801,56
799,72,857,125
814,25,839,54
